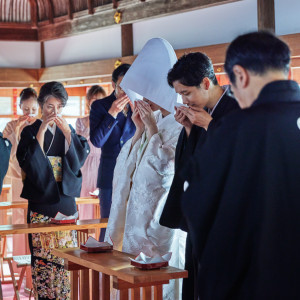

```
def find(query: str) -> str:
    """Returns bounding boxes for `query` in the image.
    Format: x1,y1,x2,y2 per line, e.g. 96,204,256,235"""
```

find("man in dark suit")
159,52,239,299
182,31,300,300
0,132,11,195
90,64,135,241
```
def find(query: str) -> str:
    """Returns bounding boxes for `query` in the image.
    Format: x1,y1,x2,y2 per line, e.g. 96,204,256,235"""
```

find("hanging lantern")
114,11,122,24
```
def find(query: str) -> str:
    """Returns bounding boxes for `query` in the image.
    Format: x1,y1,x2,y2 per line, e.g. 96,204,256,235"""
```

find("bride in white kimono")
105,38,186,300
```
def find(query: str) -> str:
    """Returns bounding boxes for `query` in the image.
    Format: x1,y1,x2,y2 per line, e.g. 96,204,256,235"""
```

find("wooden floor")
2,281,28,300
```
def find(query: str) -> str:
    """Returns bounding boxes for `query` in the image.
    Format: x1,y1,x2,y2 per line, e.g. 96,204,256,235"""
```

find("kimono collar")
252,80,300,107
120,38,181,113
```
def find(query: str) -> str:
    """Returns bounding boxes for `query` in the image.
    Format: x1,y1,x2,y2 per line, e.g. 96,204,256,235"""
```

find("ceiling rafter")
87,0,94,15
67,0,74,20
29,0,38,28
0,0,240,41
46,0,54,24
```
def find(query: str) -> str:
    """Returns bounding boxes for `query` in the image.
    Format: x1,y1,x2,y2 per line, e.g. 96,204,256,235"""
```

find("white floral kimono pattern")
105,111,186,300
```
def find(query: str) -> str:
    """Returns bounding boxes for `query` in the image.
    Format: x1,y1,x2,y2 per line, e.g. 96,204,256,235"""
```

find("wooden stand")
53,248,188,300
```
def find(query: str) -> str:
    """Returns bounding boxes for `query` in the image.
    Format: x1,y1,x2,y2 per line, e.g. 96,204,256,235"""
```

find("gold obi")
48,156,62,182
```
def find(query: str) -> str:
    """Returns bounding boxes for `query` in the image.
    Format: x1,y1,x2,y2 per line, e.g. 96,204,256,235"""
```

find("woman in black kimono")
17,81,89,300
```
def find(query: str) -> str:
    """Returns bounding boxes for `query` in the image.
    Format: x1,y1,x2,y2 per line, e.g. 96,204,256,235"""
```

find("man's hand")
108,95,130,118
179,106,213,130
175,106,193,136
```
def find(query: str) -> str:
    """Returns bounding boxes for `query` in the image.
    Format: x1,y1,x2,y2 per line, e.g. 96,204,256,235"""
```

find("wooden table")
0,185,11,202
0,197,99,211
0,218,108,297
53,248,188,300
0,218,108,236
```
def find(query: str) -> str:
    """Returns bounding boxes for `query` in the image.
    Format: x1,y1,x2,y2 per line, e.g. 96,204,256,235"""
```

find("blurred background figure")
2,87,38,271
76,85,106,220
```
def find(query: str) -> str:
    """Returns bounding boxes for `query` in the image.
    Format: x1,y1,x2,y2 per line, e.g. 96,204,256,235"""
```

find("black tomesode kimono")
17,119,89,300
17,119,89,217
182,80,300,300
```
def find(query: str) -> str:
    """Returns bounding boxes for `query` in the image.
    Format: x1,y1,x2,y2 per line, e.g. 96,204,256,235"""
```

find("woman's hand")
40,112,56,132
137,101,158,139
37,112,57,152
16,115,30,128
54,116,71,145
131,102,145,132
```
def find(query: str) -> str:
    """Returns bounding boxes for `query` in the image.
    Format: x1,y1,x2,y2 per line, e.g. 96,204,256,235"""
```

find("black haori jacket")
182,80,300,299
17,120,89,216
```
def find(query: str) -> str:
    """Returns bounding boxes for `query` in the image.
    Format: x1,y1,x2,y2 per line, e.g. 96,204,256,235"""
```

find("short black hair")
38,81,68,108
112,63,131,84
225,31,290,85
86,85,106,101
167,52,218,88
20,88,37,104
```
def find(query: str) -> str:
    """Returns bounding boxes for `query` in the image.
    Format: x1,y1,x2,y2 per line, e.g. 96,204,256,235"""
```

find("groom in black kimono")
182,31,300,299
159,52,239,299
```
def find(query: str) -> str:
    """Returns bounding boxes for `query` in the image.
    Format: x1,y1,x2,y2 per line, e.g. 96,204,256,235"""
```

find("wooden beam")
121,24,133,57
0,33,300,88
0,69,39,87
0,28,38,41
29,0,38,28
87,0,94,15
38,0,239,41
67,0,74,20
257,0,275,32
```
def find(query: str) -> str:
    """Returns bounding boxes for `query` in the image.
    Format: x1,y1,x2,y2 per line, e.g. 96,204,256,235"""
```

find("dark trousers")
98,188,112,241
182,233,198,300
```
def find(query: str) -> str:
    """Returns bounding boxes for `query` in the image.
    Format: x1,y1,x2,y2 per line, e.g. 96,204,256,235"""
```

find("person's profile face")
42,96,64,118
173,80,208,109
20,97,38,116
114,76,125,98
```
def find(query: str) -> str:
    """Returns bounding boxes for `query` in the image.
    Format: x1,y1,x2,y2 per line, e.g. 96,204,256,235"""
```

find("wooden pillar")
41,41,45,68
67,0,74,20
257,0,275,32
121,24,134,57
87,0,94,15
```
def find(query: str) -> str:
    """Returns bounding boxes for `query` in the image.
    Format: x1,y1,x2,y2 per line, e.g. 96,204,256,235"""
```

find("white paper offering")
83,236,113,248
89,189,99,196
54,211,79,220
130,252,172,264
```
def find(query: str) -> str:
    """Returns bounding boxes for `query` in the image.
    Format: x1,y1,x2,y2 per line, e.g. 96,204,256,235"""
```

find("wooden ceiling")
0,0,239,41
